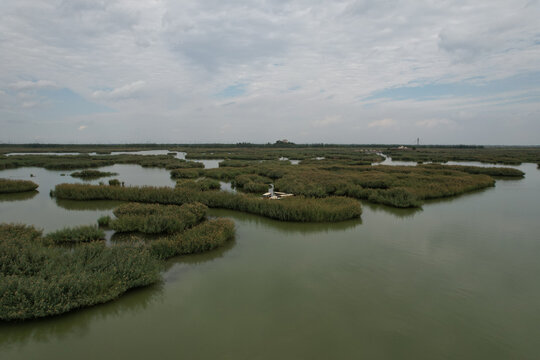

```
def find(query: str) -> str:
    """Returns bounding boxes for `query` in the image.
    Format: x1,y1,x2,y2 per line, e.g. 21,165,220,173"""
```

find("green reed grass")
0,224,161,321
53,183,362,222
0,178,39,194
110,202,207,234
44,225,105,244
70,170,117,179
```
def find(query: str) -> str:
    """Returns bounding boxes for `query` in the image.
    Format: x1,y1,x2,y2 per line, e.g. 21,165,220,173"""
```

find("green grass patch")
170,168,203,179
70,170,117,179
44,225,105,244
0,178,38,194
97,215,111,227
0,154,204,171
53,183,362,222
149,218,235,260
175,179,221,191
0,224,160,321
110,202,207,234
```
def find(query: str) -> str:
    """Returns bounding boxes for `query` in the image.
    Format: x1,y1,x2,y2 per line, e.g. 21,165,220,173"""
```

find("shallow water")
1,162,540,359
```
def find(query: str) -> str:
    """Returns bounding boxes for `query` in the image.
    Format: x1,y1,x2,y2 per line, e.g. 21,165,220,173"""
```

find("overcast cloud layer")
1,0,539,144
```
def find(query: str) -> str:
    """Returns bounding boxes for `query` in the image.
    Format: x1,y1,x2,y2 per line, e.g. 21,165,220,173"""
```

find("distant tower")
416,138,420,146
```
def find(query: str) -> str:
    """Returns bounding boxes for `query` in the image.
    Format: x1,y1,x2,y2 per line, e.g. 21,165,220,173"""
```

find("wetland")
1,146,540,359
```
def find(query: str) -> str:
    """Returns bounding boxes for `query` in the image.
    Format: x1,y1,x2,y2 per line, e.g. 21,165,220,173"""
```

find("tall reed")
0,178,38,193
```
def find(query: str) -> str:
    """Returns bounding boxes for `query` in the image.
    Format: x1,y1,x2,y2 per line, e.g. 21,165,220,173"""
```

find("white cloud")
415,119,456,128
313,115,342,127
368,118,398,129
92,81,146,100
0,0,539,143
9,80,57,90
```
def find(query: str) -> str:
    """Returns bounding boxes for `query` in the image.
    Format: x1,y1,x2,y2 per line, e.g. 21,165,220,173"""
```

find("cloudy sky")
1,0,539,144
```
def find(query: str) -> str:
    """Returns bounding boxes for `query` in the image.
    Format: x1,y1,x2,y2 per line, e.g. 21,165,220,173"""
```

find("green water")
1,163,540,359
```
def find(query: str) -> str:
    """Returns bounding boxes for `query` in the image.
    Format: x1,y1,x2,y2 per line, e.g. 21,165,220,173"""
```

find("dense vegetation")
383,147,540,165
0,178,39,194
175,147,385,162
70,170,117,179
148,218,235,260
420,164,524,177
110,202,207,234
0,154,203,171
1,211,235,320
44,225,105,244
175,178,221,191
179,160,505,208
0,224,161,321
53,183,362,221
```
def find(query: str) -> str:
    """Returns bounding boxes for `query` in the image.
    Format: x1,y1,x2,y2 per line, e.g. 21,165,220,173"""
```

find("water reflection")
55,199,124,211
422,187,493,207
162,239,238,284
208,209,363,234
0,191,38,202
362,202,422,218
0,283,164,349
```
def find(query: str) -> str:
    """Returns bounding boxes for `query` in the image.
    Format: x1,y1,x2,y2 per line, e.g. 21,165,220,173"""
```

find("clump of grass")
0,224,160,321
219,160,260,167
44,225,105,244
148,218,235,260
170,168,202,179
232,174,271,193
175,179,221,191
71,170,117,179
0,178,39,194
242,182,269,193
97,215,111,227
110,202,208,234
109,179,121,186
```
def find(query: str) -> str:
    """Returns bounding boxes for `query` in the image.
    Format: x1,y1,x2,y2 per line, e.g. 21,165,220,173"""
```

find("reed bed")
0,178,39,194
170,168,203,179
97,215,111,227
232,174,272,193
110,202,207,234
44,225,105,244
0,224,161,321
53,183,362,222
419,164,524,177
70,170,117,179
272,165,497,208
0,154,203,171
175,179,221,191
383,147,540,165
149,218,235,259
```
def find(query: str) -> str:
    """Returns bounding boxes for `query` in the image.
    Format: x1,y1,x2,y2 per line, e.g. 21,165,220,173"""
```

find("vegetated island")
0,202,234,321
70,170,118,179
0,153,203,171
54,159,523,210
0,178,38,194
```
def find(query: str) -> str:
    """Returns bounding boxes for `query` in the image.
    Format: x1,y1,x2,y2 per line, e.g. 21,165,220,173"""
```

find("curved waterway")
1,162,540,359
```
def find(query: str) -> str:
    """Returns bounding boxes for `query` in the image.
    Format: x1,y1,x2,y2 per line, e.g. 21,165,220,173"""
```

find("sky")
1,0,539,145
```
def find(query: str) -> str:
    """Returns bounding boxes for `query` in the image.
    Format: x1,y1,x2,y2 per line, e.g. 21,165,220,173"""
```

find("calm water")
1,162,540,359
